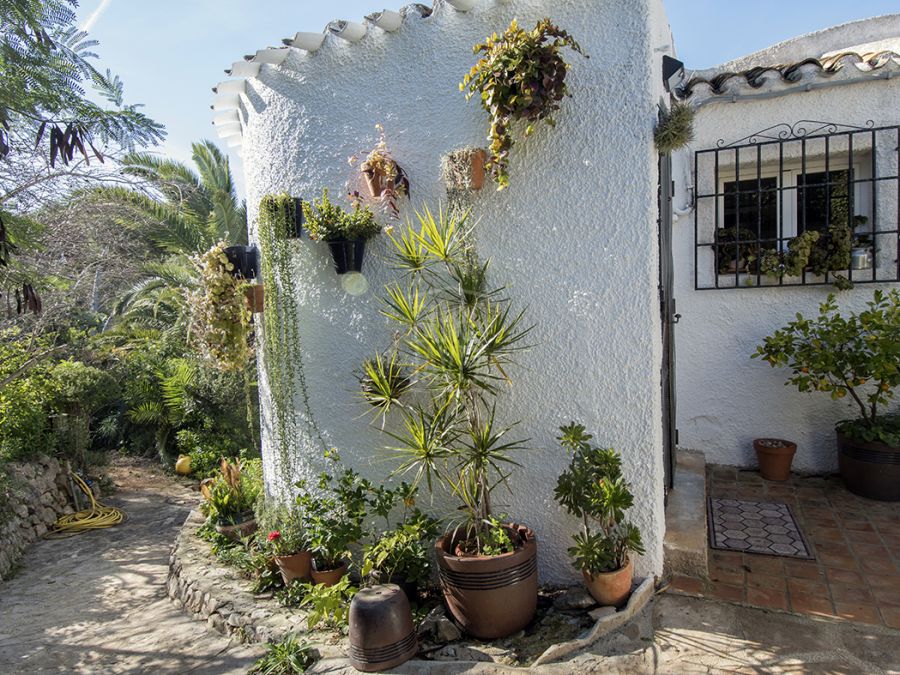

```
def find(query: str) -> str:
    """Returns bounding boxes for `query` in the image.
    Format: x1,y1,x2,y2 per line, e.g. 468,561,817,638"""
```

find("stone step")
663,449,709,580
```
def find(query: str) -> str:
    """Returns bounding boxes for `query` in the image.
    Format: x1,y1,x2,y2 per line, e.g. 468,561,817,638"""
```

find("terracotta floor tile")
710,550,745,569
743,555,784,575
859,557,898,575
865,574,900,591
789,591,835,617
814,541,853,557
746,572,786,590
747,586,789,611
825,567,866,588
708,582,746,604
784,560,824,580
818,551,859,570
830,584,874,603
881,606,900,629
670,575,705,595
833,601,883,625
708,565,745,586
787,577,829,597
812,530,847,544
840,520,875,532
844,529,884,545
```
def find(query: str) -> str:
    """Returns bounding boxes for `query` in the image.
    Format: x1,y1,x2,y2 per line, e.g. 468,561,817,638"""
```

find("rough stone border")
168,507,656,669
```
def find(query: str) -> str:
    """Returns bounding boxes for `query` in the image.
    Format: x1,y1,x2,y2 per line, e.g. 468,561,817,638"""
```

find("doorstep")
663,449,709,580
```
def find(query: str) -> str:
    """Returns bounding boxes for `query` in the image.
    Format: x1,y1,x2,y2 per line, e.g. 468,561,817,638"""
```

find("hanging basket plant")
302,189,381,275
350,124,409,218
461,18,588,190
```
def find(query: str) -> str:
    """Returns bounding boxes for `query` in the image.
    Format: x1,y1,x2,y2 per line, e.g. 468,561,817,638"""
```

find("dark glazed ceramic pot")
348,584,417,672
837,431,900,501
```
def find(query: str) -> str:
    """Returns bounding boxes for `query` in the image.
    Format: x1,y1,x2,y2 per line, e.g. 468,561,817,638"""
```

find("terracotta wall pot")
349,584,417,672
310,559,349,587
469,150,486,191
327,238,366,275
837,430,900,501
583,557,633,607
275,550,312,584
362,162,394,198
244,284,264,314
753,438,796,481
215,517,257,542
435,524,538,639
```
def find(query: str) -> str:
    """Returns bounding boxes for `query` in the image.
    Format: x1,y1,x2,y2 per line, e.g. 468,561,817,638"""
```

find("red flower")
267,530,281,542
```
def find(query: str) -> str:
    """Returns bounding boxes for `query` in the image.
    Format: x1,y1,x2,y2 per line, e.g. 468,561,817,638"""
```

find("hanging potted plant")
753,290,900,501
461,18,587,190
302,189,381,274
200,459,262,541
554,424,644,607
352,124,409,218
363,205,535,639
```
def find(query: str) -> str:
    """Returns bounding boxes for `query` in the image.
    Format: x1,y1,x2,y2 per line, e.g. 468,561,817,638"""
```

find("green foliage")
461,18,587,189
359,352,412,415
260,503,308,557
759,231,821,279
368,205,532,554
808,221,854,290
654,103,695,154
554,423,645,575
715,226,757,274
249,634,315,675
200,458,263,525
301,189,380,242
197,520,283,594
753,290,900,443
296,577,358,629
0,330,56,461
361,505,440,587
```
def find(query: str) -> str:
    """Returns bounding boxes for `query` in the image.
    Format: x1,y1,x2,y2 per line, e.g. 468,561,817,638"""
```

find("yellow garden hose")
45,471,126,538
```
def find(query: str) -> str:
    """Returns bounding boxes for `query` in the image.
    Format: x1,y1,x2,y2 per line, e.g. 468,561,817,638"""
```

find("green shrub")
249,634,315,675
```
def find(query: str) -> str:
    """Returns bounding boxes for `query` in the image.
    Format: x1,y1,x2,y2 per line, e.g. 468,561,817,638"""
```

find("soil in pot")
837,430,900,501
327,238,366,275
215,516,257,542
311,559,349,587
275,550,312,584
754,438,797,481
435,524,538,640
583,557,633,608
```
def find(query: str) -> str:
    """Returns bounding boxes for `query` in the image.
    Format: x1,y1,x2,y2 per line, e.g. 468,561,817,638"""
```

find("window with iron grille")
693,121,900,290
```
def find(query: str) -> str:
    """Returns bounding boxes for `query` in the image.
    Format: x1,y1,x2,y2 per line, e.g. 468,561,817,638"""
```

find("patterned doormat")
707,498,814,559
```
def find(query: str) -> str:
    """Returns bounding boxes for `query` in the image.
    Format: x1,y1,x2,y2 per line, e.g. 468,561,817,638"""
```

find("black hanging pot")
290,197,304,238
327,238,366,275
223,245,259,280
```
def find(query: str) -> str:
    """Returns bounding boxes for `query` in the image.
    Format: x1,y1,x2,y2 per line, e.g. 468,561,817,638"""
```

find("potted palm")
200,459,262,541
754,290,900,501
554,423,644,607
302,189,381,274
363,205,535,639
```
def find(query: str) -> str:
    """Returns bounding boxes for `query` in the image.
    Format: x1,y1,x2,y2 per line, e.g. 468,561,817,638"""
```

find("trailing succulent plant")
654,102,695,154
461,18,587,190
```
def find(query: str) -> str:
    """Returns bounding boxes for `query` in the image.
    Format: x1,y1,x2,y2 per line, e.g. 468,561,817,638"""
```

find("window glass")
797,170,852,233
723,177,778,243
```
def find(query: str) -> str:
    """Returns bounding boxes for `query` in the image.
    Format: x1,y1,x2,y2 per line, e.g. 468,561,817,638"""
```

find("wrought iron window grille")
693,120,900,290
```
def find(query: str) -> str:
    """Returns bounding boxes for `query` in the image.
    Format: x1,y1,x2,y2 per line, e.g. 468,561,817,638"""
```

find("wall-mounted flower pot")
290,197,304,238
362,161,395,199
311,559,349,586
753,438,796,481
583,556,633,607
244,284,264,313
434,524,538,639
327,238,367,274
274,550,312,584
224,245,259,279
837,430,900,501
469,149,487,191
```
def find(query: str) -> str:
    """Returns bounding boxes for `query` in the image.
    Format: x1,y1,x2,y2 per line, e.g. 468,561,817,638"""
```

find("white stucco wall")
237,0,671,582
672,19,900,473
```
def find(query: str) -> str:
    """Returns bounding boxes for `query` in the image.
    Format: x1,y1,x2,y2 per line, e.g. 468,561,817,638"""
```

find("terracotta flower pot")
244,284,264,314
583,557,633,607
362,161,395,198
311,559,349,587
837,430,900,501
349,584,417,672
469,150,486,191
754,438,797,481
215,517,257,542
275,550,312,584
434,524,538,639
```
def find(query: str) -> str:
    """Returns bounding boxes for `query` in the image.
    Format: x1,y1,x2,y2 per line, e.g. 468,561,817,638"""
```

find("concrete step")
663,449,709,580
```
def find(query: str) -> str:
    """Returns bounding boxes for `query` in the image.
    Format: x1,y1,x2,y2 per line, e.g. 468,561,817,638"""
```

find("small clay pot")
349,584,417,672
310,559,349,587
362,161,394,198
244,284,264,314
435,523,538,639
215,517,257,542
469,150,486,191
754,438,797,481
583,557,633,607
275,550,312,584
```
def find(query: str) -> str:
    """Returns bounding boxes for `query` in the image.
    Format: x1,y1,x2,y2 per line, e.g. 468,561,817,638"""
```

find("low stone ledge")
167,507,656,671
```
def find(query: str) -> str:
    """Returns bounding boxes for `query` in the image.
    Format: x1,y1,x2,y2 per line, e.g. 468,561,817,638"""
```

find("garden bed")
167,508,656,670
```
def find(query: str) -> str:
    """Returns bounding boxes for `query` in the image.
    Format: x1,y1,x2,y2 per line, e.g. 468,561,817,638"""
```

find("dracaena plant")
554,423,644,575
363,205,532,555
461,18,587,190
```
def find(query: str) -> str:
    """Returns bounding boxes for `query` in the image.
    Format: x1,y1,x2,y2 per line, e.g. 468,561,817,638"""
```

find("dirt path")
0,459,263,674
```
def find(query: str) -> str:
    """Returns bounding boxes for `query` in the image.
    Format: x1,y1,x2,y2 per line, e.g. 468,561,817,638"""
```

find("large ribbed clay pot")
837,430,900,501
348,584,417,672
275,550,311,584
754,438,797,481
583,557,633,608
435,524,538,639
310,559,348,587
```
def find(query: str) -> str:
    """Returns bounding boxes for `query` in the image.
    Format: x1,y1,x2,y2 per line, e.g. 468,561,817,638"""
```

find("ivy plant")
752,290,900,445
461,18,587,190
554,423,644,576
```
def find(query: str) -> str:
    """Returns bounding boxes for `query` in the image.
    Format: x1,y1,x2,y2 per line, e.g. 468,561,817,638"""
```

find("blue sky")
75,1,899,196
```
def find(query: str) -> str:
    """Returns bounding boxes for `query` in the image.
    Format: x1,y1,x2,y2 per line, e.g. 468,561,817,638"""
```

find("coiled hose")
45,471,126,538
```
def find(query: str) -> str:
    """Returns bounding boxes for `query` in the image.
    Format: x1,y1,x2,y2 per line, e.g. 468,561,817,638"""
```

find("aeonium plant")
461,18,587,189
753,290,900,446
554,423,644,576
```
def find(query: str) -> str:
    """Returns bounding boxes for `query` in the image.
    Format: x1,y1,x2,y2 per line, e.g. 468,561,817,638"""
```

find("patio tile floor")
670,465,900,629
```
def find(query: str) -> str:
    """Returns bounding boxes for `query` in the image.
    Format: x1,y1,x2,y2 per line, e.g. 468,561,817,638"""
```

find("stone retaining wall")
0,455,73,581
